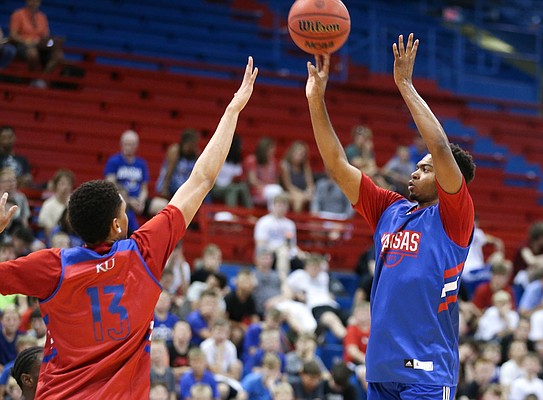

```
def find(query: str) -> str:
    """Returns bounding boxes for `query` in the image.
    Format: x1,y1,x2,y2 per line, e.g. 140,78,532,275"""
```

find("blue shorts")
367,382,456,400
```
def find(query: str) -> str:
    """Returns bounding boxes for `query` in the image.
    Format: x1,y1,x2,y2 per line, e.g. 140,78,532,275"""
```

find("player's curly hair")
68,180,122,245
450,143,476,184
12,346,42,388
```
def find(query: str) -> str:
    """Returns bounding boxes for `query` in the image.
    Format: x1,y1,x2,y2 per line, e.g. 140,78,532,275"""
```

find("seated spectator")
408,134,427,166
224,268,259,349
344,125,388,188
150,340,177,400
186,289,222,347
157,129,200,199
189,383,214,400
323,361,358,400
475,290,519,341
0,334,37,399
9,0,64,85
462,219,504,298
168,321,193,381
290,360,324,400
0,126,32,188
242,308,286,364
310,172,353,221
244,137,283,209
254,193,304,280
243,328,286,378
279,141,314,213
343,302,370,364
211,136,252,208
508,352,543,400
0,27,16,70
48,208,84,248
191,244,222,284
0,167,30,230
105,129,168,234
499,339,528,396
185,272,228,318
200,318,242,399
154,291,180,344
285,333,327,382
164,240,191,297
518,268,543,317
252,246,282,317
12,225,45,257
150,382,170,400
37,169,74,242
456,357,497,400
284,254,347,341
26,308,45,347
381,145,415,197
179,348,220,400
513,220,543,289
241,352,282,400
271,381,294,400
472,258,516,311
0,305,22,370
10,345,42,400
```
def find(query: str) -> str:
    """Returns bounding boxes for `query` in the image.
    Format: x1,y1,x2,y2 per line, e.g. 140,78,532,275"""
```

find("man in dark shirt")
0,126,32,188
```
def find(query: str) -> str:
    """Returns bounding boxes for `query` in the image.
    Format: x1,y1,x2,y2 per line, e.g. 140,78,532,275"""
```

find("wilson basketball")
287,0,351,55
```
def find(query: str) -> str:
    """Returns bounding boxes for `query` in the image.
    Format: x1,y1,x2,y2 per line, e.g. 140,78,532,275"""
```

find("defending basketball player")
305,34,476,399
0,56,258,399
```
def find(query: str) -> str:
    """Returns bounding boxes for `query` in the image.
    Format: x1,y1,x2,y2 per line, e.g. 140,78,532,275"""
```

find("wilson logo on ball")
298,20,341,34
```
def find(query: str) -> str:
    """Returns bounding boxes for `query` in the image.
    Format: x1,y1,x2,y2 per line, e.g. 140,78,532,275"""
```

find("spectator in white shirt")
509,353,543,400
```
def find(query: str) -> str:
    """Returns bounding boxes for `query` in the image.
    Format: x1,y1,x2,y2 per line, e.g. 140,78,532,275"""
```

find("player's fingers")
6,205,17,220
398,34,404,56
307,61,315,76
407,33,413,51
412,39,419,58
0,192,7,210
392,43,398,59
323,53,330,73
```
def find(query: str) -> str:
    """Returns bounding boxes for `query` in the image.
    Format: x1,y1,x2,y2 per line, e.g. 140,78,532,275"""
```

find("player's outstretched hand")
0,193,17,234
306,53,330,101
393,33,419,88
229,56,258,113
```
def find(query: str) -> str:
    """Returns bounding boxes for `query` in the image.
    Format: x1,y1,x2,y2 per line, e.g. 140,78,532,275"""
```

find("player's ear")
21,372,33,387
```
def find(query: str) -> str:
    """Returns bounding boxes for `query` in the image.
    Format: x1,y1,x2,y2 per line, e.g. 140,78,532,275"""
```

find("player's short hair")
449,143,476,184
12,346,42,388
68,180,122,244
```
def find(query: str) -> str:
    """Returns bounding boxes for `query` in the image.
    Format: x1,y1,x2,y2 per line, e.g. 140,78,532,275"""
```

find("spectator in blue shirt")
179,348,219,400
241,352,282,400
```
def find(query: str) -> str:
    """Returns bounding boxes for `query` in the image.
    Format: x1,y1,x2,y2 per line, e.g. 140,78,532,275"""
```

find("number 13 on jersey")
87,284,131,341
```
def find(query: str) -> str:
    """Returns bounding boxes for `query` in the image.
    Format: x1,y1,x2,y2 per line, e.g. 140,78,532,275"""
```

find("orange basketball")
287,0,351,55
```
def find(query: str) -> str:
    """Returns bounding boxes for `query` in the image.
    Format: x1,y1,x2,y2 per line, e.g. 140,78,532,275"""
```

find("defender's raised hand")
306,53,330,101
393,33,419,88
0,193,17,233
229,56,258,112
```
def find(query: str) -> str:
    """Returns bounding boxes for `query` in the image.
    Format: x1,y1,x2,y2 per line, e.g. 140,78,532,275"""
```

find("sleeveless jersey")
366,199,470,386
36,239,161,398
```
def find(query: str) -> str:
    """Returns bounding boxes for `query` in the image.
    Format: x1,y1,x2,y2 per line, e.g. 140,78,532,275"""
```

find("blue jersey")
104,153,150,198
354,175,473,387
367,199,470,386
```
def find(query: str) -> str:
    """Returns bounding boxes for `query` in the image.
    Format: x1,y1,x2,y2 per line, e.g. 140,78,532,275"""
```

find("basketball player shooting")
306,33,476,399
0,57,258,399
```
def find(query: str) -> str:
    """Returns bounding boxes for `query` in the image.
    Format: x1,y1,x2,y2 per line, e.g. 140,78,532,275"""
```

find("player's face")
408,154,438,205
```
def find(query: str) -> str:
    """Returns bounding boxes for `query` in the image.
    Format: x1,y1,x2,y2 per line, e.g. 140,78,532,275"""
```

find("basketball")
287,0,351,55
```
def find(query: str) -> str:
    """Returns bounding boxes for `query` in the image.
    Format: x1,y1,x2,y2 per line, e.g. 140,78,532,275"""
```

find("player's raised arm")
306,54,361,204
393,33,463,194
169,56,258,224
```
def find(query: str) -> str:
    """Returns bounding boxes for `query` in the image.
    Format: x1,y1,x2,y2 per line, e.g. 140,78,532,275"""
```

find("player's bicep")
432,145,463,194
330,162,362,205
169,174,210,226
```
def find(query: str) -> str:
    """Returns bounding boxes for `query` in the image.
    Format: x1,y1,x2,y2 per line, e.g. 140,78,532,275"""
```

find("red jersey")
0,205,185,399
